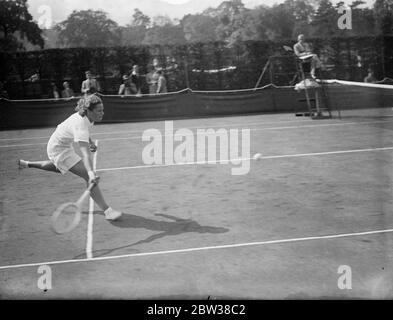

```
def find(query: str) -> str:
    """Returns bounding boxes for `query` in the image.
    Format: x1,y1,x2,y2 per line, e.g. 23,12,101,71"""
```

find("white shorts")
47,142,81,175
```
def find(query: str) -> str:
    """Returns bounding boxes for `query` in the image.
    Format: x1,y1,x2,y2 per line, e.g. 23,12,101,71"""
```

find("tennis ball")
253,153,262,160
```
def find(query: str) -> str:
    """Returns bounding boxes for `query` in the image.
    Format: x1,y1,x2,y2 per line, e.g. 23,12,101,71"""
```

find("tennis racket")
51,181,97,234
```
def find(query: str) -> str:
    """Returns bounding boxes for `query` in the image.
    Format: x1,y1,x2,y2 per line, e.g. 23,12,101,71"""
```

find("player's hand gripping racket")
51,181,98,234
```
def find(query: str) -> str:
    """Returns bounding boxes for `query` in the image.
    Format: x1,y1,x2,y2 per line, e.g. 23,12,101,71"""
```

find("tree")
120,9,151,46
42,28,62,49
349,1,376,36
0,0,44,51
142,24,186,46
141,15,186,45
130,8,151,28
213,1,247,40
258,3,297,40
289,0,315,22
55,10,120,48
182,14,218,43
282,0,315,38
309,0,339,37
374,0,393,34
203,0,246,18
152,15,173,27
216,9,258,45
202,0,250,45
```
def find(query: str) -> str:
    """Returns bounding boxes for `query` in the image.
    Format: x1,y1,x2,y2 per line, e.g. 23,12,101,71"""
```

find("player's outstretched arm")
79,141,98,183
88,138,97,152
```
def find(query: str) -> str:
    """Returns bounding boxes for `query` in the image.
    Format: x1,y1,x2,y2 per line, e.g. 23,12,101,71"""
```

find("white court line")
86,140,98,260
0,142,47,148
0,228,392,271
1,118,393,148
97,119,393,143
96,146,393,173
0,136,52,142
2,114,393,143
0,118,318,142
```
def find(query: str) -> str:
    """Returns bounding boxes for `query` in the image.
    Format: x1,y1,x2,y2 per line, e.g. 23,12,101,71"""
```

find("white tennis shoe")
104,207,122,221
18,159,29,169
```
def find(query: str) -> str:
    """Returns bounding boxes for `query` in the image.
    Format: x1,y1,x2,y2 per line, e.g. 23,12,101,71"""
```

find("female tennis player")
18,94,122,221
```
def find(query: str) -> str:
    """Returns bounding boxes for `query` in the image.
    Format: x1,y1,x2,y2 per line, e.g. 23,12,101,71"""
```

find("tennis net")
324,80,393,119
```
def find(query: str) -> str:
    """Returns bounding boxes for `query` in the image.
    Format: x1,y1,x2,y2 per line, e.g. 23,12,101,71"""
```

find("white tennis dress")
47,112,94,174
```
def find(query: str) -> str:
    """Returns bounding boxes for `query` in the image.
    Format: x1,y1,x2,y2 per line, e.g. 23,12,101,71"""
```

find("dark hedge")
0,37,392,99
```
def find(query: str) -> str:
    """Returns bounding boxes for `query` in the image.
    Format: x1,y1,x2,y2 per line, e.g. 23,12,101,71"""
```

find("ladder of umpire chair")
316,70,333,119
297,60,332,119
296,59,314,117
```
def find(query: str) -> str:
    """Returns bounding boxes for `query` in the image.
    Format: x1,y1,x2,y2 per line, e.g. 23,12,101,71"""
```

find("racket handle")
87,181,97,192
75,182,97,206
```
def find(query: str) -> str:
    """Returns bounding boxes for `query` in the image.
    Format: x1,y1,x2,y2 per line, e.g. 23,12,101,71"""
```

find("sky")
27,0,375,27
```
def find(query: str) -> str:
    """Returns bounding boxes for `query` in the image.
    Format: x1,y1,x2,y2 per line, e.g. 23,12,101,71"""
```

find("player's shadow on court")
75,213,229,259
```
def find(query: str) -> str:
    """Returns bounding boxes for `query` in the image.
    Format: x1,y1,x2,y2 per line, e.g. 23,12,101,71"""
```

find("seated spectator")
61,81,75,98
118,75,133,96
364,68,377,83
293,34,323,79
81,70,101,94
156,70,167,94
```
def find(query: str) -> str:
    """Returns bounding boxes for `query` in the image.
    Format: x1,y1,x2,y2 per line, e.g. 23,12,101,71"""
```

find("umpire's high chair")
283,45,332,119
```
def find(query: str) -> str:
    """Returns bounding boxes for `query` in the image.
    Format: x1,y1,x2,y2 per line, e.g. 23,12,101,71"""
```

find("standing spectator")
0,81,9,99
147,58,163,94
61,81,75,98
81,71,101,94
153,58,161,70
147,66,159,94
156,70,167,94
164,56,179,92
26,72,41,98
118,75,133,96
364,68,377,83
51,82,60,99
130,65,142,95
165,56,178,72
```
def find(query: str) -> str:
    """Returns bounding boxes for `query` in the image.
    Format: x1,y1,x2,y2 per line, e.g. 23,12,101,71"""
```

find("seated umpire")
293,34,323,79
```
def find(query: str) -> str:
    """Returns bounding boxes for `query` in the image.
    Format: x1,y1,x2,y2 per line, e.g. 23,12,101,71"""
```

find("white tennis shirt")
49,112,94,149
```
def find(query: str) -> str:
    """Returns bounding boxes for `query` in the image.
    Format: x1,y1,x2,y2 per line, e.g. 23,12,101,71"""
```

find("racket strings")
52,203,81,234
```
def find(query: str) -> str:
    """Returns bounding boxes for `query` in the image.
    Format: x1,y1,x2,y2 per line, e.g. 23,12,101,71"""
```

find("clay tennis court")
1,108,393,299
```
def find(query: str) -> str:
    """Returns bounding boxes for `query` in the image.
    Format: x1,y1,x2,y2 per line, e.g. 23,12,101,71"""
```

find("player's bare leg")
19,159,60,173
69,160,108,210
69,160,121,220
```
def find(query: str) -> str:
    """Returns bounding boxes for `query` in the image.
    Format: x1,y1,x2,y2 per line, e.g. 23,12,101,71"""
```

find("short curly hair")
75,94,103,117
